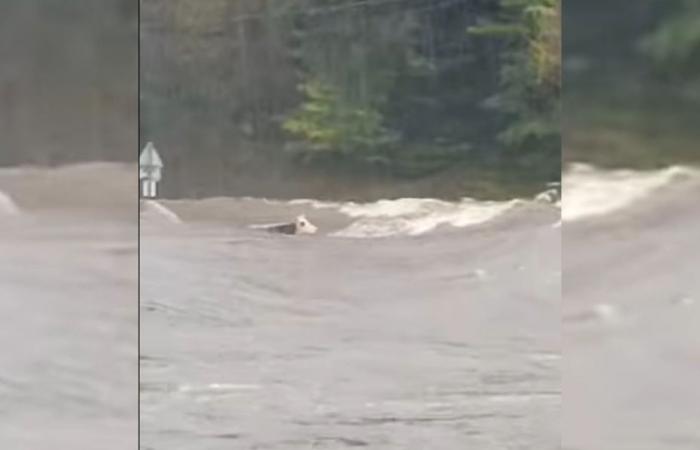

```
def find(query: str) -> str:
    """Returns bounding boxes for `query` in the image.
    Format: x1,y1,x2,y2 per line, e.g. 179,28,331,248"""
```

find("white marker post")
139,142,163,198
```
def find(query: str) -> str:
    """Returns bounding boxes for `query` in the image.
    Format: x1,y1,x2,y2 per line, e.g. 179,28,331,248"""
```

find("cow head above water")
295,215,318,234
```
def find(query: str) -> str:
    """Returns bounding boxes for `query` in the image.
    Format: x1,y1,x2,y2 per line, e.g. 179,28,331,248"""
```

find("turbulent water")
0,164,137,449
140,191,560,449
563,163,700,450
3,160,695,449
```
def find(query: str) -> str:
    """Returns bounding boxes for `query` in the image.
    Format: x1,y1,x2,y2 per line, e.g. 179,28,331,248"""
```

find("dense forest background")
1,1,692,187
564,0,700,168
0,0,137,166
141,0,561,199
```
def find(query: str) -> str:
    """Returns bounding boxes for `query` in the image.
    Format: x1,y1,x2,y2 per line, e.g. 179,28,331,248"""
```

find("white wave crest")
286,198,340,209
563,163,697,222
534,184,561,205
0,190,21,216
140,200,181,224
333,198,520,238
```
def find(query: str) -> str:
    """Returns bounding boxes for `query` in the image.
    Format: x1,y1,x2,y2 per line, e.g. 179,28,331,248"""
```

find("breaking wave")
0,162,136,222
140,200,181,224
331,198,523,238
146,190,559,238
0,190,20,216
563,163,699,222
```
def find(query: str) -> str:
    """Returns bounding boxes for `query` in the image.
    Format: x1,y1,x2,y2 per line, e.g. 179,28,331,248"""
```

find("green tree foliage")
640,0,700,79
469,0,560,156
141,0,561,183
281,0,412,164
283,80,397,162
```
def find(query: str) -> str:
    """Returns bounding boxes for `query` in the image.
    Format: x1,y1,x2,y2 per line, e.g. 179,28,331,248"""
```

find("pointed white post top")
140,142,164,181
140,142,163,169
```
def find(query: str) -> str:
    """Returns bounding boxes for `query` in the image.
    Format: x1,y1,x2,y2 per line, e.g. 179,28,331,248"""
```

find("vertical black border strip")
137,0,141,447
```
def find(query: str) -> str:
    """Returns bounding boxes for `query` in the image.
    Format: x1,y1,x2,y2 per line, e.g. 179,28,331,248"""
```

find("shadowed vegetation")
564,0,700,169
141,0,561,199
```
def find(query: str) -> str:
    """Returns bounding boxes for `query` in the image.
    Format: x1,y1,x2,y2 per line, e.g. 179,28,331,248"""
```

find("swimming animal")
263,215,318,235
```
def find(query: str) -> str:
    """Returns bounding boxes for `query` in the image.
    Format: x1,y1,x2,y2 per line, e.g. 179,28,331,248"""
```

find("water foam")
140,200,182,224
332,198,520,238
563,163,696,222
0,190,21,216
287,198,340,209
